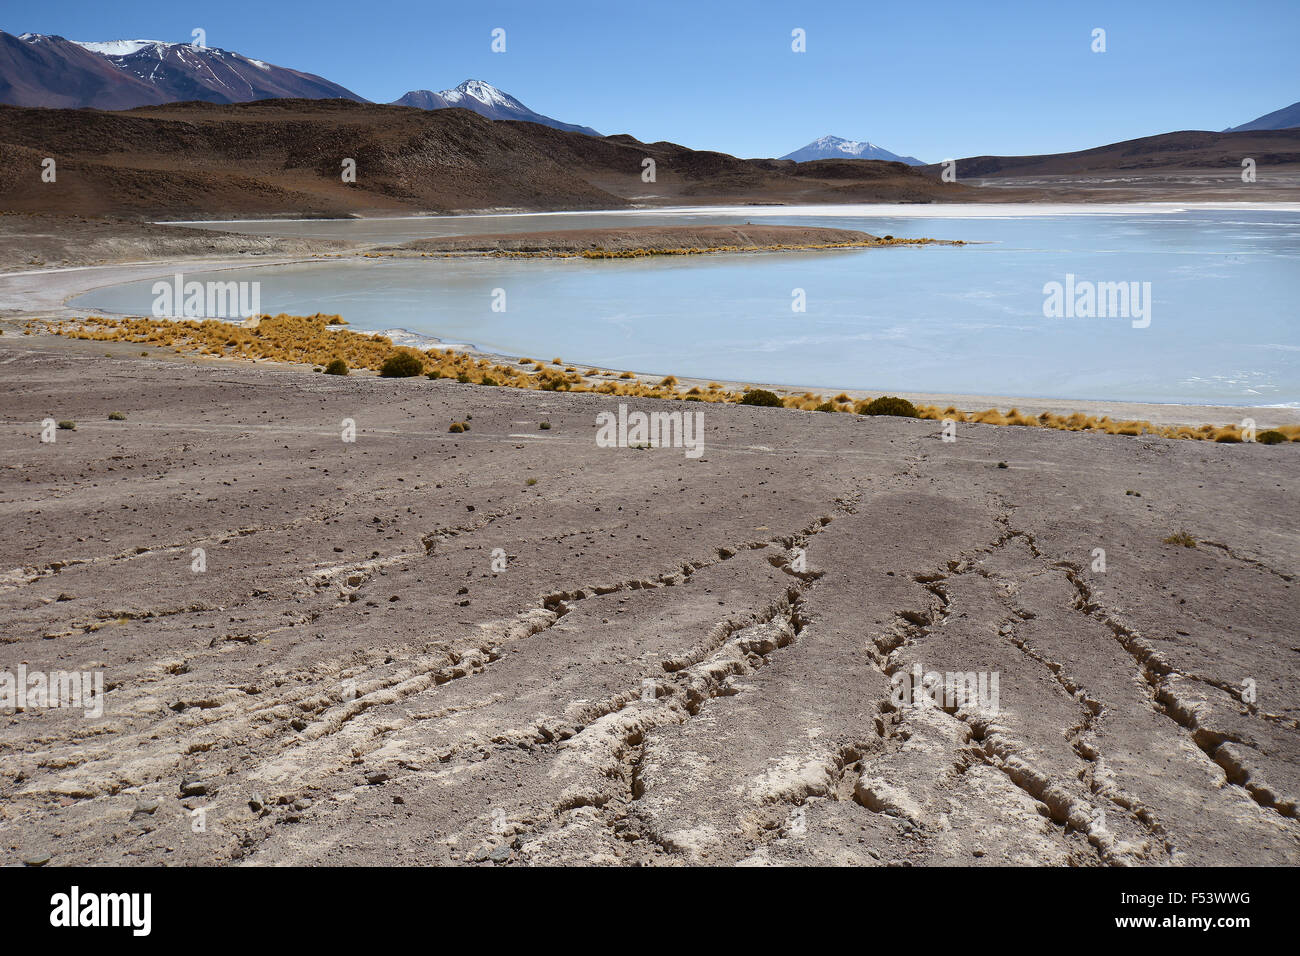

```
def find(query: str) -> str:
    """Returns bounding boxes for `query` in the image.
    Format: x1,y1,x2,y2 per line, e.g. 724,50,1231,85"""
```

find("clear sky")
8,0,1298,161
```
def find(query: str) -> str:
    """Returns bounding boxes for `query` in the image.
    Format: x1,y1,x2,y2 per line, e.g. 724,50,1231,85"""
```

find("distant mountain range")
392,80,599,135
782,135,924,165
1224,100,1300,132
0,31,595,134
0,32,361,108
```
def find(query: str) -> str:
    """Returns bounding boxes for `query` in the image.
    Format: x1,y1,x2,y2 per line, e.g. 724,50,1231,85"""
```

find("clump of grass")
324,358,349,375
57,420,76,430
107,411,126,421
858,396,918,418
660,375,678,387
619,371,636,380
1257,430,1287,445
539,421,551,430
525,477,538,486
481,375,499,387
448,421,470,433
739,388,783,407
1163,531,1197,548
815,402,838,412
426,370,442,380
379,350,424,378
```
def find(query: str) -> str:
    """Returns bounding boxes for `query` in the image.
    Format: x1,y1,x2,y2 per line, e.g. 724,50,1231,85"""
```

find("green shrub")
107,411,126,421
1257,430,1286,445
456,372,471,384
858,396,917,418
324,358,349,375
448,422,469,433
481,375,499,387
57,420,76,430
739,388,783,407
815,402,838,412
1163,531,1197,548
378,351,424,378
426,370,442,380
539,421,551,430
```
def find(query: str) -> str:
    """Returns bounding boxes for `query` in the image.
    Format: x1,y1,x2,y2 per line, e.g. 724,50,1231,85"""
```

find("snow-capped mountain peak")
391,80,600,136
72,39,173,57
440,79,522,110
781,134,924,165
2,32,365,108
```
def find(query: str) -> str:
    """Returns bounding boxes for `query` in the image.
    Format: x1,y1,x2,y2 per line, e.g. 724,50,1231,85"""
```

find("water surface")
77,204,1300,405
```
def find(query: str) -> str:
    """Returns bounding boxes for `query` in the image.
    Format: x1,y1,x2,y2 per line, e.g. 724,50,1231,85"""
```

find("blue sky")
8,0,1298,161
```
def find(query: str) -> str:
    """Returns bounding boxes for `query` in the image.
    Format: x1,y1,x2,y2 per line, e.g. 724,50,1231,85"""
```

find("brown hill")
0,99,976,219
919,128,1300,179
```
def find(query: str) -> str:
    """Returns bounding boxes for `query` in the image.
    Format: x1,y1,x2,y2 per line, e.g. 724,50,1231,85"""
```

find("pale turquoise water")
76,205,1300,405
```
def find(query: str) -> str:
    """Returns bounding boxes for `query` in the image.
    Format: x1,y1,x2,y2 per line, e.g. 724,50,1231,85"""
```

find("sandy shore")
1,331,1296,866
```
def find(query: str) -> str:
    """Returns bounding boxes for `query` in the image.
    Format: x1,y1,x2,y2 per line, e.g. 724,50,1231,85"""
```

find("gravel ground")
1,334,1296,866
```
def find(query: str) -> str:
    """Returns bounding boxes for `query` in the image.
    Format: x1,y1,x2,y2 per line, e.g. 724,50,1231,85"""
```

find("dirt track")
1,337,1296,866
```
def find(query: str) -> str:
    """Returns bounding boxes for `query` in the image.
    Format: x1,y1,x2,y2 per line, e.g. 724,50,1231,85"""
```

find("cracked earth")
1,340,1297,866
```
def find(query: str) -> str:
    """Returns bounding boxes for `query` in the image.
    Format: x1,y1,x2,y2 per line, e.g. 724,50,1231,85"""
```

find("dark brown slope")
918,128,1300,179
0,99,977,219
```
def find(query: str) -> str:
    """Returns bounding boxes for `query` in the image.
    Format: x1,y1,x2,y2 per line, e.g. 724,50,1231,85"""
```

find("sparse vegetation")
858,396,918,418
57,420,76,430
526,477,538,486
378,350,424,378
539,421,551,430
448,422,470,433
324,358,349,375
1257,430,1287,445
38,315,1300,445
107,411,126,421
739,388,783,407
1164,531,1197,548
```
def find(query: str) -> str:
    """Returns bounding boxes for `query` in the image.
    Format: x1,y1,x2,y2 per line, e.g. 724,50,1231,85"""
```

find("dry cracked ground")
1,339,1298,866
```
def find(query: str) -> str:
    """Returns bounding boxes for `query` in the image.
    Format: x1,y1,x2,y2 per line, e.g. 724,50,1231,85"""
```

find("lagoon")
75,204,1300,405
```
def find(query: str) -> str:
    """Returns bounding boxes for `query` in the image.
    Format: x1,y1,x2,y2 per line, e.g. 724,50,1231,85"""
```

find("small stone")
292,798,312,810
131,799,160,817
56,593,73,602
22,853,51,867
392,795,405,805
248,793,267,812
365,771,389,785
180,778,208,797
973,847,986,857
488,845,512,863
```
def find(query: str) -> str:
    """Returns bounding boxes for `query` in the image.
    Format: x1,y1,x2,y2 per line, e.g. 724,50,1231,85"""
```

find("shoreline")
2,250,1296,429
